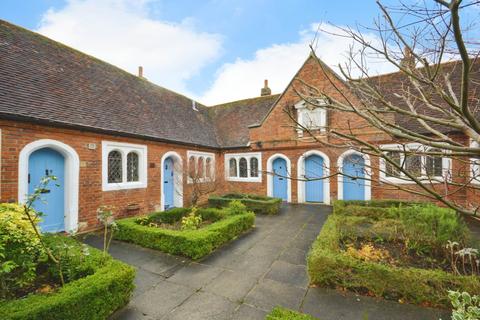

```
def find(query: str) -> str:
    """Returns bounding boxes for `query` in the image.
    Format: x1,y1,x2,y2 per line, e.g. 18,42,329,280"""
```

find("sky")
0,0,476,105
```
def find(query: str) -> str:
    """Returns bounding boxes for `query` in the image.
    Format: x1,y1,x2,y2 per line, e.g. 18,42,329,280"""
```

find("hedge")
0,236,135,320
265,307,319,320
115,209,255,259
209,193,282,215
307,205,480,308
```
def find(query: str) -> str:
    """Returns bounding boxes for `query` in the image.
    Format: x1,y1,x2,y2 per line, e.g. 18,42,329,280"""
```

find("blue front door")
28,148,65,233
163,157,174,209
272,158,288,201
343,154,365,200
305,155,324,202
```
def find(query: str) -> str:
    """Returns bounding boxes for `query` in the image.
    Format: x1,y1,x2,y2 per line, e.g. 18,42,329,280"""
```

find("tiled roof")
208,94,280,148
0,20,220,148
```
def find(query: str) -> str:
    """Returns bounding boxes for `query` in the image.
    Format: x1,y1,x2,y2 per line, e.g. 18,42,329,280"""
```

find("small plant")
227,200,247,215
181,208,202,230
97,205,117,261
447,291,480,320
346,243,391,263
446,241,480,276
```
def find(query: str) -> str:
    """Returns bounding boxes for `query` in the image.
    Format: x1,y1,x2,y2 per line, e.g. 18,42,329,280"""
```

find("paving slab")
264,260,309,288
245,278,307,311
204,269,258,302
230,303,268,320
167,262,225,289
278,247,308,266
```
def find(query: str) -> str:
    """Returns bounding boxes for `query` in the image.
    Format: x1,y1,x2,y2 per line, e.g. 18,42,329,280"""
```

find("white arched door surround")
266,153,292,202
297,150,331,204
337,150,372,200
18,139,80,232
160,151,183,211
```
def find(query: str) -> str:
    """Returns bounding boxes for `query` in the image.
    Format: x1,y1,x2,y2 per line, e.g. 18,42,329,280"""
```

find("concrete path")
83,204,449,320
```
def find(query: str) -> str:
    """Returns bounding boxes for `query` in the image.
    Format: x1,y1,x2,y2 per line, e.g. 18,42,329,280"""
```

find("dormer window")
294,99,328,137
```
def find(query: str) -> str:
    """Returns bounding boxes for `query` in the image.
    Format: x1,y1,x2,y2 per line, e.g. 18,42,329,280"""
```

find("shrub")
0,236,135,320
448,291,480,320
208,193,282,215
0,203,44,299
265,307,319,320
116,209,255,259
227,200,248,215
181,209,202,231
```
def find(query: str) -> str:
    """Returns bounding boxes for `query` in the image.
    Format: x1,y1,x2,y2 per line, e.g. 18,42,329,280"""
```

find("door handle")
164,181,168,183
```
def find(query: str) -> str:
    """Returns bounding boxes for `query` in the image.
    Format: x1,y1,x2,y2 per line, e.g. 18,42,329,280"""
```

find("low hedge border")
115,210,255,259
209,193,282,215
0,237,135,320
307,209,480,308
265,307,319,320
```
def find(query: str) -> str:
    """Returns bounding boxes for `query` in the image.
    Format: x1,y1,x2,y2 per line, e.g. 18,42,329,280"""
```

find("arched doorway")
18,139,80,232
161,151,183,211
337,150,371,201
297,150,330,204
266,154,292,202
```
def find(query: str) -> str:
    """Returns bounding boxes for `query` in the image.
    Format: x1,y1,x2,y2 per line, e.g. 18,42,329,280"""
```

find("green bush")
334,199,426,209
265,307,319,320
116,208,255,259
0,203,44,299
308,208,480,308
209,193,282,215
0,236,135,320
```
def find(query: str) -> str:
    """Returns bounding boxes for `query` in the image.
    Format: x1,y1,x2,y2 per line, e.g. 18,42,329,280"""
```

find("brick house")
0,20,478,232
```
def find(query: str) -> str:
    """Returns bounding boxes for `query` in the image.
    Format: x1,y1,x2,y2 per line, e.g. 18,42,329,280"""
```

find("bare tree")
285,0,480,215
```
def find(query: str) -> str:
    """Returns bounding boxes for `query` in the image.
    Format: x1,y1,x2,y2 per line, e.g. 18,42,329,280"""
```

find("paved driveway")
83,204,449,320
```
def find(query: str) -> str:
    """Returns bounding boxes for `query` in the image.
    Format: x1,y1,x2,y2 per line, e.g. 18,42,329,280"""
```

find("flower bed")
208,193,282,215
0,235,135,320
114,204,255,259
265,307,318,320
308,200,480,308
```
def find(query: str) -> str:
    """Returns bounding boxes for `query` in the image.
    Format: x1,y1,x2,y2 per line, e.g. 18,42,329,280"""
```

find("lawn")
307,200,480,308
114,201,255,259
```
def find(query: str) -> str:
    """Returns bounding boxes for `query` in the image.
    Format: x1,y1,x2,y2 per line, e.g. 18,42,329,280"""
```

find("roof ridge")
210,93,281,108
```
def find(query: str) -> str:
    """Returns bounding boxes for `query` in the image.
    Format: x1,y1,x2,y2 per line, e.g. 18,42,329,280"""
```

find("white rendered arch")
160,151,183,211
18,139,80,232
266,153,292,202
297,150,331,204
336,150,372,200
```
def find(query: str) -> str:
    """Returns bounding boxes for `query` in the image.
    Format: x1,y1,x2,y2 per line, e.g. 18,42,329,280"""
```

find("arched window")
239,158,248,177
188,156,196,178
229,158,237,177
127,152,139,182
197,157,205,179
108,150,122,183
426,149,443,177
250,157,259,177
206,157,212,179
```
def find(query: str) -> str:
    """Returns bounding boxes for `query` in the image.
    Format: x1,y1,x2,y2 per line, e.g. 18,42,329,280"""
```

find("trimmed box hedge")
0,236,135,320
114,207,255,259
265,307,319,320
308,201,480,308
209,193,282,215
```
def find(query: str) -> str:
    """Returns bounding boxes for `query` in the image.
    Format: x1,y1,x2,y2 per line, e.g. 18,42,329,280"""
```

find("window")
126,152,139,182
294,100,328,137
239,158,248,177
471,140,480,184
225,152,262,182
102,141,147,191
108,151,122,183
250,157,259,177
380,144,450,183
187,151,215,183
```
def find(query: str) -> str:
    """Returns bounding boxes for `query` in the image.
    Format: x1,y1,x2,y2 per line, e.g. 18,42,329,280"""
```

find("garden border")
208,193,281,215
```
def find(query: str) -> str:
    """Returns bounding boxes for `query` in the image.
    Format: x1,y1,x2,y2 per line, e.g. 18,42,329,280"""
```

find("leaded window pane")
405,154,422,177
197,157,204,179
385,151,401,177
229,158,237,177
426,149,443,177
239,158,248,177
189,156,196,178
108,151,122,183
206,158,212,179
127,152,139,182
250,157,258,177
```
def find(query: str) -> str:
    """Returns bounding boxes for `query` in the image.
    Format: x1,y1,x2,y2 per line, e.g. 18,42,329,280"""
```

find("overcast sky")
0,0,460,105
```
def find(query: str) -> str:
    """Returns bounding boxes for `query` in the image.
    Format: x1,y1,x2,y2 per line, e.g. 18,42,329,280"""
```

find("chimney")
400,47,415,70
138,66,144,78
261,79,271,96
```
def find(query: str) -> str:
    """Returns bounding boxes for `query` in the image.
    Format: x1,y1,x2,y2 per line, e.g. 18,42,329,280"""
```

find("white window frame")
294,99,328,138
225,152,262,182
471,140,480,184
187,150,215,184
379,143,451,184
102,141,147,191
